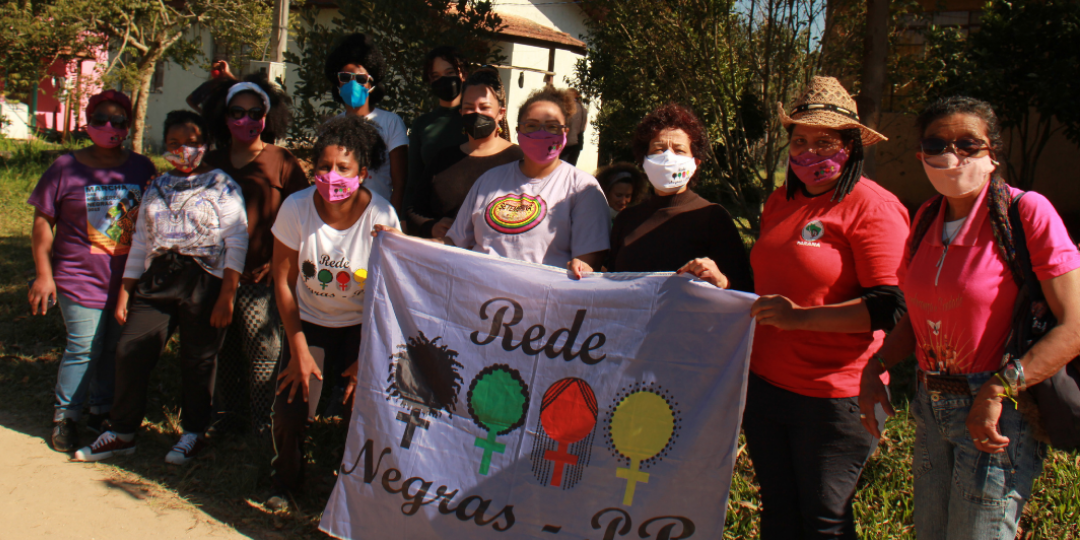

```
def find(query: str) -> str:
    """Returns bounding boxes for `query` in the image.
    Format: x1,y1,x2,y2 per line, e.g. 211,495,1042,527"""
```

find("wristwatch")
999,355,1027,392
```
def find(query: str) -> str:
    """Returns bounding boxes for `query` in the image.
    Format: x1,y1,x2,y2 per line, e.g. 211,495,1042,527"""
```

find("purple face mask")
518,130,566,165
228,116,265,143
86,123,128,149
789,149,849,186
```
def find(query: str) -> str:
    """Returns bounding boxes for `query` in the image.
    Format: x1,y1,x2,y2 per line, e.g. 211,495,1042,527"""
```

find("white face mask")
643,150,697,192
920,152,997,198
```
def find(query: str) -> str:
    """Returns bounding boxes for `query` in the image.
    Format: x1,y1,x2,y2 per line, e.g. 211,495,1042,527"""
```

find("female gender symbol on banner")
467,364,530,475
386,332,463,449
605,383,680,506
534,378,598,487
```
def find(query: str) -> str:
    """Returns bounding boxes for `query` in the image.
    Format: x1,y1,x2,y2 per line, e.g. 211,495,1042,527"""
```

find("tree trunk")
855,0,888,179
130,49,162,154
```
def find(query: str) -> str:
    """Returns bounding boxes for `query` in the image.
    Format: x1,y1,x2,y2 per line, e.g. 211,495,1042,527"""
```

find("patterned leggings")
213,282,284,434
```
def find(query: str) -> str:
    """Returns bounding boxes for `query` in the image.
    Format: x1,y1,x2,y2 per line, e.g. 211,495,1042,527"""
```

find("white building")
140,0,600,174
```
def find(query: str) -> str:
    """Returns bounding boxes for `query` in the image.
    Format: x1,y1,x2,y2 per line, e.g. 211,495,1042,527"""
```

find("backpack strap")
1006,192,1034,288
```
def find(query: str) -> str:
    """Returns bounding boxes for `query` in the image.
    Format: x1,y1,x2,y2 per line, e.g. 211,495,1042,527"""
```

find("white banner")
321,233,756,540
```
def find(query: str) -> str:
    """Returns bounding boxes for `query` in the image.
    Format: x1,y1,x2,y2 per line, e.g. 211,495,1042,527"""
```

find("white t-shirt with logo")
329,108,408,202
271,186,401,327
446,160,610,268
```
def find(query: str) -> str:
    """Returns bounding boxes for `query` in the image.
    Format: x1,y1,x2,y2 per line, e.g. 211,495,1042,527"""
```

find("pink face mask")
518,130,566,165
86,123,128,149
228,116,265,144
790,149,849,186
314,169,361,203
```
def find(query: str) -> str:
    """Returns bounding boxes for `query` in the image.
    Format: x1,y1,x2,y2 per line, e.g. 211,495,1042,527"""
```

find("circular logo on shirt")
485,193,548,234
801,220,825,242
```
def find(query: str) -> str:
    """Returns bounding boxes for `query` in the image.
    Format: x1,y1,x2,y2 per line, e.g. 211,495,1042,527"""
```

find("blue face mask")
340,80,369,110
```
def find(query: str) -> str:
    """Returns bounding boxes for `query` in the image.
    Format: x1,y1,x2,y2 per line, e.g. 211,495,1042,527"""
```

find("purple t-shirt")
28,152,156,309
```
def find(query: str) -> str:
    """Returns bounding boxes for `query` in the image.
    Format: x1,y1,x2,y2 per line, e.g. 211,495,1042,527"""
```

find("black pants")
215,282,284,433
560,140,583,166
271,321,362,493
742,372,886,540
110,253,226,435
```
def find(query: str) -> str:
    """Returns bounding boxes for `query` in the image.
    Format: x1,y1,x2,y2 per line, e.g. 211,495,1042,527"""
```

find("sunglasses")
337,72,375,85
519,122,568,135
89,112,128,129
920,138,990,157
228,106,266,121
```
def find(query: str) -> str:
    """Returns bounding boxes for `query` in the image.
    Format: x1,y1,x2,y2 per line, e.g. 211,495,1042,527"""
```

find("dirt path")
0,416,250,539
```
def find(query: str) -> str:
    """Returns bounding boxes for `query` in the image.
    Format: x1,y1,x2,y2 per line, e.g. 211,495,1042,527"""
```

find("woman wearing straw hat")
685,76,910,538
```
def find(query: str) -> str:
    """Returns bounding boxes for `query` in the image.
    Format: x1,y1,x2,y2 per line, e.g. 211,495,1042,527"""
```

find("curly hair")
422,45,468,83
783,126,865,202
202,74,292,149
162,110,207,142
462,67,511,141
516,86,576,125
630,103,709,188
312,115,387,176
325,33,387,107
595,162,647,205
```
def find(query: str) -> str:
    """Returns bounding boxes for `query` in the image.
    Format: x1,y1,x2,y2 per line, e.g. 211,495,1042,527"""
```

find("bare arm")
273,237,322,403
858,312,917,437
29,210,57,315
750,295,871,333
388,146,408,217
1017,268,1080,385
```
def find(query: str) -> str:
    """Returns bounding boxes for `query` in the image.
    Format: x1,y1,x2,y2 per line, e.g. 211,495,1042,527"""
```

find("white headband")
226,82,271,113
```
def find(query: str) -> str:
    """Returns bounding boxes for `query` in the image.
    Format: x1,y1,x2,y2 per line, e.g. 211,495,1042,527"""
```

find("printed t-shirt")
750,179,910,398
272,186,401,327
330,109,408,202
901,183,1080,374
446,160,610,268
124,170,249,280
27,152,156,309
205,144,310,280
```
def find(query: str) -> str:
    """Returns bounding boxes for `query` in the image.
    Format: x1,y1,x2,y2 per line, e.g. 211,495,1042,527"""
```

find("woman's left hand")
676,258,729,289
210,293,235,328
750,295,806,330
342,360,359,405
567,258,594,280
966,378,1010,454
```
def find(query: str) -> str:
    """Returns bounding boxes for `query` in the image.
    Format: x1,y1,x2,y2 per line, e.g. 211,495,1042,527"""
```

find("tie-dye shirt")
123,170,248,280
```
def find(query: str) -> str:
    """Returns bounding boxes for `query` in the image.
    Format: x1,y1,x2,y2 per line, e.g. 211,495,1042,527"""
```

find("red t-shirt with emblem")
749,179,910,398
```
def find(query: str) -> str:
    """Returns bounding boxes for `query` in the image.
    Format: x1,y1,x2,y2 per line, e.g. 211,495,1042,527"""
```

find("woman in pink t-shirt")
859,96,1080,540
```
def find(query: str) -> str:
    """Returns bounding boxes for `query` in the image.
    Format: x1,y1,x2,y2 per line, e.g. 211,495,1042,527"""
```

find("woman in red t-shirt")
683,76,910,538
859,97,1080,540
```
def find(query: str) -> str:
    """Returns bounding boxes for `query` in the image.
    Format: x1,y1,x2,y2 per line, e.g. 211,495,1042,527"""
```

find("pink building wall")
28,46,106,133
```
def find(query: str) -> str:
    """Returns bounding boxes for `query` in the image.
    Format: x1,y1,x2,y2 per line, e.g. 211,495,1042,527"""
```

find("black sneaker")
86,413,109,435
51,419,78,453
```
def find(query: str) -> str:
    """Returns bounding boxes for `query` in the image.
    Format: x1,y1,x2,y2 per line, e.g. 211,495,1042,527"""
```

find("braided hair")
784,127,864,202
908,96,1021,285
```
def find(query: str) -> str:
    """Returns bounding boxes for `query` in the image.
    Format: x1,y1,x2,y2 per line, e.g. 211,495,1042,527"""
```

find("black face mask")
431,76,462,102
461,113,498,140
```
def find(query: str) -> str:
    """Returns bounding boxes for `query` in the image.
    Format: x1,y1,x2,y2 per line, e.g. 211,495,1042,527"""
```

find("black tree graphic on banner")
387,332,463,449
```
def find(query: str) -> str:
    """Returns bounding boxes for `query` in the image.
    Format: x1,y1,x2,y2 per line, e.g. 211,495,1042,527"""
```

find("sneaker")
73,431,136,462
165,433,207,465
265,491,291,512
51,419,78,453
86,413,109,435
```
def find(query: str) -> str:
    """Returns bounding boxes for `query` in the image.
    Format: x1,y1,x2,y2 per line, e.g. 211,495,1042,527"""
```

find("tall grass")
0,141,1077,538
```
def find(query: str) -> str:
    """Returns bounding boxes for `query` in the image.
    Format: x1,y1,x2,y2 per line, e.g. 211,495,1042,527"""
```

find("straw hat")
778,76,887,146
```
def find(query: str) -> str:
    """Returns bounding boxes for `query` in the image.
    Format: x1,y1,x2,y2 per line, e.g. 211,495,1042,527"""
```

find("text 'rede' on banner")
321,232,756,540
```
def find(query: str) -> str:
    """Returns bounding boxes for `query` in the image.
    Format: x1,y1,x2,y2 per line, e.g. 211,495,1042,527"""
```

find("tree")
855,0,889,178
576,0,826,234
83,0,269,152
920,0,1080,190
0,0,96,101
285,0,504,147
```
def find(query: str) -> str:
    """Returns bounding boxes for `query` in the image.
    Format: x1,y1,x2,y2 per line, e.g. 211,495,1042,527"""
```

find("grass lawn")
0,138,1077,539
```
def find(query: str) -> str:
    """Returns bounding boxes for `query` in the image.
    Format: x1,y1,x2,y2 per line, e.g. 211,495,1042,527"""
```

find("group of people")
26,28,1079,539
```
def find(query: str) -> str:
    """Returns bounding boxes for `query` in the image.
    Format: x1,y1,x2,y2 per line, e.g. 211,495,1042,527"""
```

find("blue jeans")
53,292,121,422
912,371,1045,540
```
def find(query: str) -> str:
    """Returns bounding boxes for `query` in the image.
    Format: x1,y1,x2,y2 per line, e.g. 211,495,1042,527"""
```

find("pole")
29,82,38,131
269,0,289,63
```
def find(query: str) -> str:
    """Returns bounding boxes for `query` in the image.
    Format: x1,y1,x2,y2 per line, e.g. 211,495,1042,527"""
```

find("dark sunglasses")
89,112,128,129
337,72,375,85
228,106,266,121
920,137,990,157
